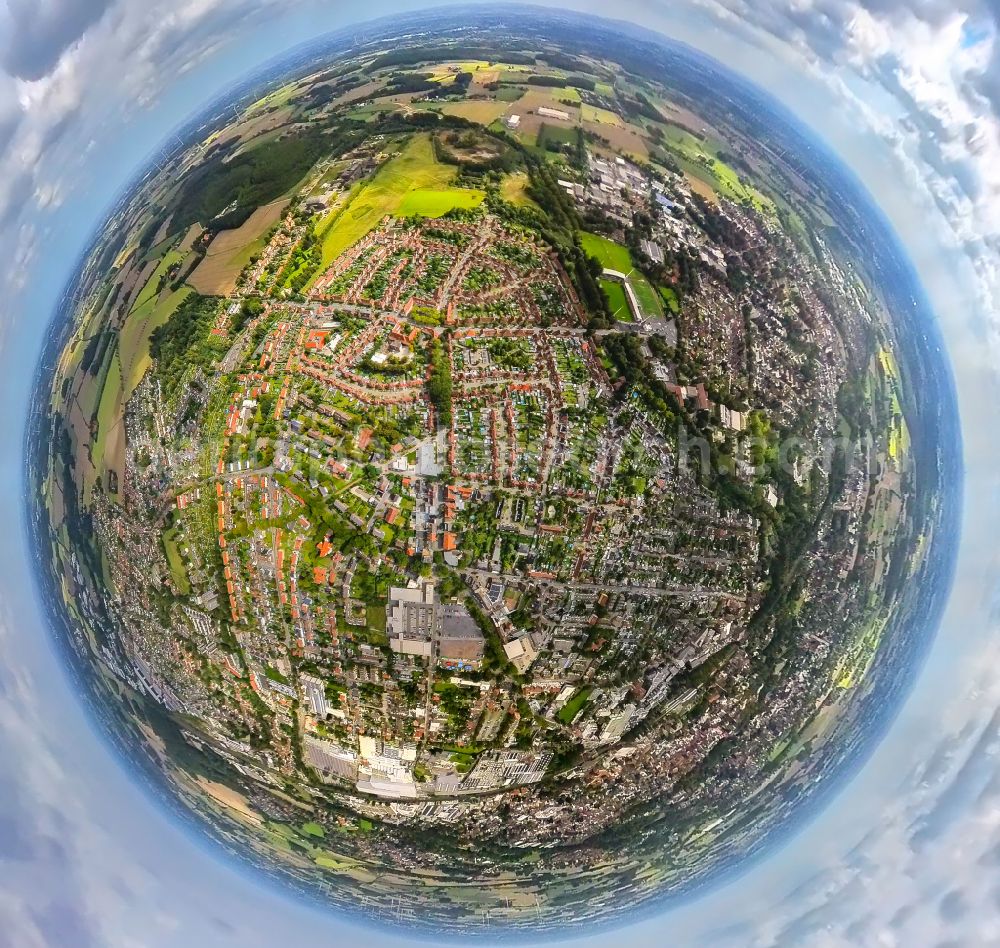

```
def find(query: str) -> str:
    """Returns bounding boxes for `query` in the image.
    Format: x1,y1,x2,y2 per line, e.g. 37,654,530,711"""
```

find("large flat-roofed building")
438,604,485,665
301,674,328,718
504,632,540,673
387,584,485,666
304,735,358,782
357,736,419,798
459,749,552,792
538,106,571,122
388,580,436,657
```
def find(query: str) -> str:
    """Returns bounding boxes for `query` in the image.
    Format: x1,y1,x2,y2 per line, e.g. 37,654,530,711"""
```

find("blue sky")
1,1,1000,945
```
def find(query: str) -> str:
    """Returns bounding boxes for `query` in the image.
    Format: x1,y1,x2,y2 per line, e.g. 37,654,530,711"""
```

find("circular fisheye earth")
30,8,960,938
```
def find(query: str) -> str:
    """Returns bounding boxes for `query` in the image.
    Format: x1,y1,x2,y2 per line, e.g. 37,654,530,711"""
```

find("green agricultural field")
768,738,791,763
245,81,299,116
878,347,910,462
131,249,183,314
439,99,511,125
537,123,579,150
119,286,193,396
397,188,485,217
313,134,485,280
712,159,773,213
657,125,775,215
346,103,396,123
425,59,494,81
189,198,288,296
493,85,526,102
581,104,624,127
878,347,898,379
142,233,177,265
91,351,124,502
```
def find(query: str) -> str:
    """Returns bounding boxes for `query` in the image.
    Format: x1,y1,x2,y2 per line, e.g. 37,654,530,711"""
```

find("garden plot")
453,334,538,379
361,249,414,303
551,338,591,399
507,390,548,486
488,239,542,272
323,246,381,297
452,399,497,479
414,253,453,299
348,323,429,385
609,429,658,501
457,296,522,325
461,265,505,293
532,280,573,324
550,407,607,495
313,217,466,309
532,533,576,579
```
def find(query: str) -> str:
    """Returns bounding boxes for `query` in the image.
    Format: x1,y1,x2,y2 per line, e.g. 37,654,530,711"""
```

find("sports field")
314,134,485,278
557,687,592,724
580,232,633,272
581,232,664,320
601,279,632,322
631,279,664,319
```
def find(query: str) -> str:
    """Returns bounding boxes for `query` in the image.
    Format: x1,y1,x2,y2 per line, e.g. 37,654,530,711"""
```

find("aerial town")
39,24,931,931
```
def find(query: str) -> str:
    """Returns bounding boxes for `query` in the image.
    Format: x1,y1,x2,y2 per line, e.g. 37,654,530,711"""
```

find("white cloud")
0,0,303,308
685,0,1000,342
0,0,113,81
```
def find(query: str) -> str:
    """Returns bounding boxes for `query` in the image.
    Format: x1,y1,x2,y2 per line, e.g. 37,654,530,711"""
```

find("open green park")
161,527,191,595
